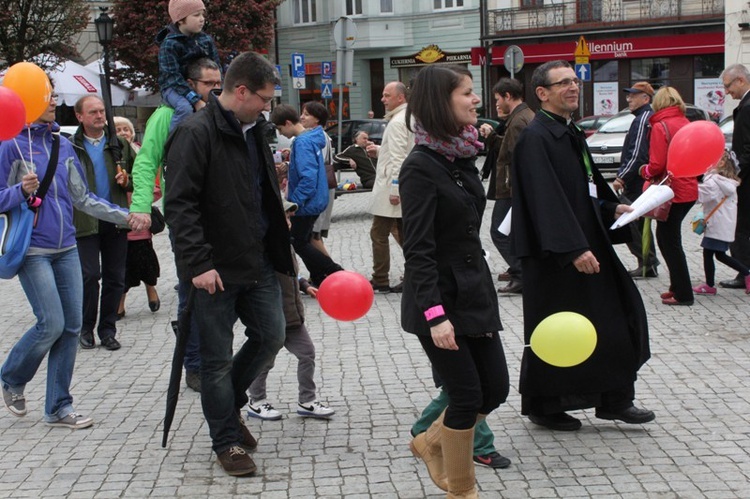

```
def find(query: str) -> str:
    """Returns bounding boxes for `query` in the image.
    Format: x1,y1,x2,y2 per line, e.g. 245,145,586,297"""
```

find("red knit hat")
169,0,206,23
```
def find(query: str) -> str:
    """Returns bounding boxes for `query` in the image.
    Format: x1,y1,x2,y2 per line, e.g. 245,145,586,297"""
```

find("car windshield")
596,113,634,133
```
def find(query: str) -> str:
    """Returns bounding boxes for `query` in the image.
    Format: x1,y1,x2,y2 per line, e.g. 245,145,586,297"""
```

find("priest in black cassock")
510,60,655,431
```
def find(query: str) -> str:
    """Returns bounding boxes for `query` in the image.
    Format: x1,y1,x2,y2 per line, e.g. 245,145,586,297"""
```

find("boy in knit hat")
156,0,221,131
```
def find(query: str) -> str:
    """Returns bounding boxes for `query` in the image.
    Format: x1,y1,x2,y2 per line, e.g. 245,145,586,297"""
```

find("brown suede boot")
409,409,447,491
442,425,478,498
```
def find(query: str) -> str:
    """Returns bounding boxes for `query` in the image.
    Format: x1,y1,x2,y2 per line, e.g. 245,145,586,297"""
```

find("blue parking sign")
292,53,305,78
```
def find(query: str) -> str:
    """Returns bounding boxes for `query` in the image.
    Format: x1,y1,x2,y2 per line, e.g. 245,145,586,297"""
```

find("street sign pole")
574,36,591,119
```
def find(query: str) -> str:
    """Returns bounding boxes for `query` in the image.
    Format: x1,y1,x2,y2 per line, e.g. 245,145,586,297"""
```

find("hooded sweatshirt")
288,126,330,216
0,123,128,252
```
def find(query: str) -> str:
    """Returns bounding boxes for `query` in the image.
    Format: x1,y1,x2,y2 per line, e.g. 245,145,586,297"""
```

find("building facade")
274,0,483,121
483,0,726,120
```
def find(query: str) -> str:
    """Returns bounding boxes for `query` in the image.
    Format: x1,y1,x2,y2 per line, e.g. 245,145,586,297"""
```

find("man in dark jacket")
72,96,135,351
479,78,535,294
719,64,750,288
511,60,654,432
164,52,294,477
613,81,659,278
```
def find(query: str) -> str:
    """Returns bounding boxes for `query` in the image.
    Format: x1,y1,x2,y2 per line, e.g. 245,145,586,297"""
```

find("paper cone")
498,207,512,235
610,185,674,229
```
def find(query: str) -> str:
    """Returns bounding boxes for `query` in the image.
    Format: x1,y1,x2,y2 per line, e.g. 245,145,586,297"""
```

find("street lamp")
94,7,122,161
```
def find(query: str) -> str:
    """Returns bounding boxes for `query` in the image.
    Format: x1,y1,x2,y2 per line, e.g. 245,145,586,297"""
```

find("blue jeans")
1,248,83,421
163,88,194,133
195,258,285,453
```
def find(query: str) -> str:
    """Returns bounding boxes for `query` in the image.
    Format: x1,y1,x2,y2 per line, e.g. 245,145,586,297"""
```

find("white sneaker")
297,400,335,419
246,399,282,421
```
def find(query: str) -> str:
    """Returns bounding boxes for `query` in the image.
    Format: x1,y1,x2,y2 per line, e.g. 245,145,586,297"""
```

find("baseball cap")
623,82,654,97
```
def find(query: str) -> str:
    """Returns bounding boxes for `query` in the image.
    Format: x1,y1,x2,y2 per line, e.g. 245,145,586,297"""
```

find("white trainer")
246,399,282,421
297,400,335,419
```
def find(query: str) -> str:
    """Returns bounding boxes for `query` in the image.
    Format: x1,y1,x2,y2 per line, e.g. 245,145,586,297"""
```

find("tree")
111,0,283,91
0,0,90,70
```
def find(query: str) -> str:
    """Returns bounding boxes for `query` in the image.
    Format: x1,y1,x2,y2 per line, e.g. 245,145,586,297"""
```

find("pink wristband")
424,305,445,322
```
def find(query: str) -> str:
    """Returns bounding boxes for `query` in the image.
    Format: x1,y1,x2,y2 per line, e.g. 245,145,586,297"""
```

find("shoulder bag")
0,134,60,279
691,196,728,235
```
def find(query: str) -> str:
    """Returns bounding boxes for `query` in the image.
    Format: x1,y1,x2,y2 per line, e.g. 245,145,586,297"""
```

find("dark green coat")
71,128,134,236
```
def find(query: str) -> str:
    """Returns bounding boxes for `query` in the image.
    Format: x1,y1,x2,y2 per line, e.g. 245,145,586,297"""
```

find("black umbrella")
161,285,195,448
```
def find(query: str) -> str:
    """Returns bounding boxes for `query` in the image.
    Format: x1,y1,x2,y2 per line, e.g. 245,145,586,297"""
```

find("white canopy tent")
84,61,161,107
48,60,135,106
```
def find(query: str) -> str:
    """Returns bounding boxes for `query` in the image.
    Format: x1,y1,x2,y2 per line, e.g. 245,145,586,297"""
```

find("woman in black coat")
400,65,509,498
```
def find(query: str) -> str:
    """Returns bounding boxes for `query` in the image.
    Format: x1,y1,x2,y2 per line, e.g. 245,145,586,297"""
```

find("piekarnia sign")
391,45,472,68
491,32,722,64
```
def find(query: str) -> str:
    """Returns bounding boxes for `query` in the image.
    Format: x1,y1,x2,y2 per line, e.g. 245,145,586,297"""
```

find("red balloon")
667,120,725,178
0,86,26,141
317,271,374,321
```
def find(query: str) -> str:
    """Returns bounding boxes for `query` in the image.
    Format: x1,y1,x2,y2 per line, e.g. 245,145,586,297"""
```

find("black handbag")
150,206,166,234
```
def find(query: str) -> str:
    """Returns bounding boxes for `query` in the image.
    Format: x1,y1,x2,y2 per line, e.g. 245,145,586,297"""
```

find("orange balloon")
2,62,52,123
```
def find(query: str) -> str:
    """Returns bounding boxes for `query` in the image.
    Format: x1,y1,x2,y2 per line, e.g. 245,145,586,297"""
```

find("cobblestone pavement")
1,172,750,498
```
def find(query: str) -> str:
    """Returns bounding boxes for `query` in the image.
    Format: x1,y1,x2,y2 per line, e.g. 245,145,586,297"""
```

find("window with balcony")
577,0,602,22
381,0,393,13
434,0,464,10
346,0,363,16
293,0,317,24
521,0,544,8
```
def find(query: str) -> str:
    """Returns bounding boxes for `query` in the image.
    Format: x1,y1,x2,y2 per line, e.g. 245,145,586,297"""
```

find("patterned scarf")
413,121,483,162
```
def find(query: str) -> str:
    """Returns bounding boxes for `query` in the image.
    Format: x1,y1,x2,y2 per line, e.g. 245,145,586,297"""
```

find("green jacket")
71,127,135,237
131,105,173,214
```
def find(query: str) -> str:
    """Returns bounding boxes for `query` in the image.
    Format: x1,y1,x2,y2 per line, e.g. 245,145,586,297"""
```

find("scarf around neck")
413,121,483,162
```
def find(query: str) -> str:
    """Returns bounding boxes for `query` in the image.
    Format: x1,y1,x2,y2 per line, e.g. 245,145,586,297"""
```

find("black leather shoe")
498,280,522,294
79,331,95,349
596,406,655,424
100,336,121,351
528,412,582,431
628,266,658,279
719,277,745,289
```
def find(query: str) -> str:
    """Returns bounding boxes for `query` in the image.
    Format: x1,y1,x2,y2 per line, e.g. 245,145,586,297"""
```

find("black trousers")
656,201,695,302
730,184,750,277
290,215,342,285
418,333,509,430
77,221,127,339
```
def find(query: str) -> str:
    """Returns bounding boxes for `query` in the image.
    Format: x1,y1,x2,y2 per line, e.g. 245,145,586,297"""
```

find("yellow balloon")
530,311,597,368
2,62,52,124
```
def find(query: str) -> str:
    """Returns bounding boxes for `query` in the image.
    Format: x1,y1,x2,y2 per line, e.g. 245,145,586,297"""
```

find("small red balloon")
0,86,26,141
317,271,374,321
667,120,725,178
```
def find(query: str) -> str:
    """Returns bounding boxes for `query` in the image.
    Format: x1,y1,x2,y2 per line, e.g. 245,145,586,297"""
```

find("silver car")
587,105,712,177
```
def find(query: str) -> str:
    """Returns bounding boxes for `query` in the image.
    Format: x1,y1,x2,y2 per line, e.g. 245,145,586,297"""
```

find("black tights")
418,333,509,430
703,248,750,287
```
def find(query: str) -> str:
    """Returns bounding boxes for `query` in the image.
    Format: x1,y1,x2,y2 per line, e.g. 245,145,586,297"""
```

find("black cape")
510,111,650,412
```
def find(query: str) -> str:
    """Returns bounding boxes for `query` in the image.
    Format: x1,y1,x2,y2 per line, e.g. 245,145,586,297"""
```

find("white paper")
498,207,512,235
610,185,675,229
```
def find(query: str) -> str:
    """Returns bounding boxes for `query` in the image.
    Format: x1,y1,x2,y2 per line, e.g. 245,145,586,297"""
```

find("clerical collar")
83,132,106,146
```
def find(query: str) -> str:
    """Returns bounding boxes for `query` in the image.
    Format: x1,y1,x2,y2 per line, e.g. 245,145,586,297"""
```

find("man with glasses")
511,60,654,432
128,58,221,393
718,64,750,288
164,52,294,476
613,81,659,279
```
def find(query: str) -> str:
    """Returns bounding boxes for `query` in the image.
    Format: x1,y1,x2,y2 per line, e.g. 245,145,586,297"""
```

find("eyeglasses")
252,90,275,104
544,78,582,89
194,79,222,88
724,77,740,90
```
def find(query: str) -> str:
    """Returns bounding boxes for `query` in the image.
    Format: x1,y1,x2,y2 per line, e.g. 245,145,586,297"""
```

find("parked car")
59,125,78,138
576,115,612,137
325,119,386,154
587,105,712,176
719,115,733,150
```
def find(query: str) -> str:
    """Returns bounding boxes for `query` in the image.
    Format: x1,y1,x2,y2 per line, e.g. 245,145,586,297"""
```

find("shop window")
631,58,669,82
694,54,723,78
346,0,363,16
578,0,602,22
381,0,393,13
593,60,618,81
434,0,464,10
293,0,317,24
